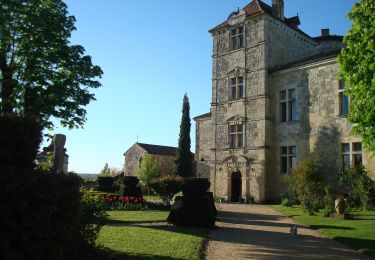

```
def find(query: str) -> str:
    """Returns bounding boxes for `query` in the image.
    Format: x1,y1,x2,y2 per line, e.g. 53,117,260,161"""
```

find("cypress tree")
175,93,193,177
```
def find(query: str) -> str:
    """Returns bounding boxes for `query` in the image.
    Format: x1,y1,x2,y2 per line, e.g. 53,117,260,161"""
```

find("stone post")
53,134,66,174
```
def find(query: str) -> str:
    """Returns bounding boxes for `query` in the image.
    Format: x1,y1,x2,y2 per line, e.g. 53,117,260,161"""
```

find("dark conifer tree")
175,93,193,177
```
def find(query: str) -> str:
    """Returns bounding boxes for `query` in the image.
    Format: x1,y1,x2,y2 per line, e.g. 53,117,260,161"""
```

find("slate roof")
193,112,212,120
208,0,313,40
136,143,177,155
313,35,343,42
271,49,341,72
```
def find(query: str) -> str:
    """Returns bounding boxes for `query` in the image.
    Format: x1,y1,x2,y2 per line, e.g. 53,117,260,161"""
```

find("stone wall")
153,154,176,177
270,61,375,199
123,144,146,176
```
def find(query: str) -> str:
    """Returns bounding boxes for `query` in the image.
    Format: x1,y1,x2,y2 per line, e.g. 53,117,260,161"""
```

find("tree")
0,0,103,129
98,163,120,176
136,154,160,186
338,0,375,154
175,93,193,177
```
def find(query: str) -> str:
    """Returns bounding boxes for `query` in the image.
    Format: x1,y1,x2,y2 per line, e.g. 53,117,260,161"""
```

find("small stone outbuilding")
123,142,178,177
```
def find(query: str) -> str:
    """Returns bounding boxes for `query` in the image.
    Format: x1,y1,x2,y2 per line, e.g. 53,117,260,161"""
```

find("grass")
107,210,168,223
143,194,162,201
272,205,375,258
96,210,208,259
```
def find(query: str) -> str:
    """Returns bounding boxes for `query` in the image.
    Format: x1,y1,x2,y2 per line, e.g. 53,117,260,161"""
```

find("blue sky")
50,0,357,174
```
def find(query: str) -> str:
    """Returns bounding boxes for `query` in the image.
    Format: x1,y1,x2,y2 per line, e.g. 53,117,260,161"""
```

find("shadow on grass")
334,237,375,258
310,225,355,230
91,245,184,260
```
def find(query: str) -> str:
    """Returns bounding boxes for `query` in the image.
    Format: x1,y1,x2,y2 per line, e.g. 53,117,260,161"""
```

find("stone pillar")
53,134,66,174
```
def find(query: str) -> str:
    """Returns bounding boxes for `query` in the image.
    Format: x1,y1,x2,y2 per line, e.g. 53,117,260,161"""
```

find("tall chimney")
272,0,284,21
321,28,330,36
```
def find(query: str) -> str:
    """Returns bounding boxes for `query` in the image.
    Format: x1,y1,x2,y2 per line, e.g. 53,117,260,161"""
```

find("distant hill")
78,173,97,181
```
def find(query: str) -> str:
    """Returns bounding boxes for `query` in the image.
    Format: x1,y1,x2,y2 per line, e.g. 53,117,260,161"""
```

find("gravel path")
205,204,369,260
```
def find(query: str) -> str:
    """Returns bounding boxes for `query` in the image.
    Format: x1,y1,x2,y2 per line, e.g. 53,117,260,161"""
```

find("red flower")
130,197,135,201
134,199,138,203
125,196,129,202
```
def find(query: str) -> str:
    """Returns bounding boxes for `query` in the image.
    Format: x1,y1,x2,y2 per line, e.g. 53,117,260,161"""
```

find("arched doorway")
231,171,242,202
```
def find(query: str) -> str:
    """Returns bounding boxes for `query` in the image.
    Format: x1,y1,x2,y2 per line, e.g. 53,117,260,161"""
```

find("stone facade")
123,142,177,177
194,0,375,203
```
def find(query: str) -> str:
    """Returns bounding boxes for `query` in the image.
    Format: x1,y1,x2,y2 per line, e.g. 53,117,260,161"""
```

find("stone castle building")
124,142,178,177
194,0,375,203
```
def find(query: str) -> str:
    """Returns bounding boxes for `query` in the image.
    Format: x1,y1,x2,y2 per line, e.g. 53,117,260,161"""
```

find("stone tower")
195,0,317,202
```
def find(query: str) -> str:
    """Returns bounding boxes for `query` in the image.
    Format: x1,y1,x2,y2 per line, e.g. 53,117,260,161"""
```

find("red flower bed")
104,194,145,210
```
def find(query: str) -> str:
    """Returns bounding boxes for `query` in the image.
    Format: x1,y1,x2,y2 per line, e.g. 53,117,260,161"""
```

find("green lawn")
143,195,162,201
96,210,207,259
272,205,375,257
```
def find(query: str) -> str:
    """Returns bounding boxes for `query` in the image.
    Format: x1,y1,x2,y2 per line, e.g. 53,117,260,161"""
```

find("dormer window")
230,26,244,50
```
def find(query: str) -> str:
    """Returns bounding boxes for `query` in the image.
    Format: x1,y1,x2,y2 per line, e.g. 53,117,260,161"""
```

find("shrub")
79,191,108,245
290,157,325,215
281,194,292,207
339,167,375,210
0,115,107,259
150,176,183,205
322,185,336,217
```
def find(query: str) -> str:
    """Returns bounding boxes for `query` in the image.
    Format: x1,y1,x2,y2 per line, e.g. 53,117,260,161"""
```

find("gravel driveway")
204,203,369,260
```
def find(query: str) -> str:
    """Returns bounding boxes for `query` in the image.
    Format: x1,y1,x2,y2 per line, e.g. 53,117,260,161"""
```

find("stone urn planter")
118,176,142,198
168,178,216,228
335,198,345,214
96,176,115,192
123,176,140,188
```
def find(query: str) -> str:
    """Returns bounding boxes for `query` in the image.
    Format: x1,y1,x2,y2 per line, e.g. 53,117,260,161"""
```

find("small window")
342,142,362,171
229,123,244,148
280,145,297,174
230,26,244,50
339,81,349,116
280,88,297,122
230,76,244,100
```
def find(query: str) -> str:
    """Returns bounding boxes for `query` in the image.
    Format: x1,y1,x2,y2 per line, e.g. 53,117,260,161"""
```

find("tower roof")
208,0,311,40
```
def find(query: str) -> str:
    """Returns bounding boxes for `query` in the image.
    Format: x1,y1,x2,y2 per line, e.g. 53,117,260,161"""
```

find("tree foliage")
0,0,103,129
136,153,160,185
338,0,375,153
175,93,193,177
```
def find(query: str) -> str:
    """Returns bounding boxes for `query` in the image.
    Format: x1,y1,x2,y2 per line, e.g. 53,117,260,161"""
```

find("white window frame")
229,123,244,149
341,142,362,171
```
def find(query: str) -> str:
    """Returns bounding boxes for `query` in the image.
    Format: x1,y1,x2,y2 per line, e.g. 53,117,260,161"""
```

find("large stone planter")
123,176,139,188
96,176,115,192
168,178,216,228
119,176,142,198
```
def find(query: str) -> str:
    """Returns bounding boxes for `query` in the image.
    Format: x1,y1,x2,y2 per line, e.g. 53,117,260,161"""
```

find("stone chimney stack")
321,28,330,36
272,0,284,21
